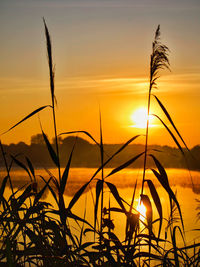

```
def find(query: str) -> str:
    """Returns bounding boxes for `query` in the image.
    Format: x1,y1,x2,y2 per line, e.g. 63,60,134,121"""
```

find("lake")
2,167,200,247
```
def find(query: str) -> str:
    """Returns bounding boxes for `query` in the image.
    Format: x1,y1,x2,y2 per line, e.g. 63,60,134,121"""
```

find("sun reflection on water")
137,201,147,221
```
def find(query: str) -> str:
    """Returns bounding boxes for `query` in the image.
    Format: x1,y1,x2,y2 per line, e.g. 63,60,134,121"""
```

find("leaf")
39,176,58,205
34,177,51,205
51,209,93,229
75,137,141,191
25,228,42,246
79,198,87,246
59,130,99,146
150,154,169,187
99,109,104,170
68,181,90,210
1,105,51,135
66,210,94,229
11,155,32,181
106,152,144,177
17,184,32,208
26,157,35,180
42,130,59,167
102,135,141,169
114,134,141,157
74,242,94,253
60,143,75,194
107,232,126,254
152,114,184,154
108,207,124,213
141,194,153,234
68,149,142,212
126,181,138,241
105,182,126,213
132,251,162,261
145,179,162,238
0,176,8,205
172,226,185,267
153,95,189,151
94,180,103,231
150,155,184,229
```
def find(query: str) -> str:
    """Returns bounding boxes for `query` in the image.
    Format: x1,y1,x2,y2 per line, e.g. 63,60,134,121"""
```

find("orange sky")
0,0,200,147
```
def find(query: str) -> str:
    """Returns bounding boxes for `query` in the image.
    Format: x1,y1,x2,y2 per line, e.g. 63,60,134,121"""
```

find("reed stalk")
141,25,170,196
43,18,61,183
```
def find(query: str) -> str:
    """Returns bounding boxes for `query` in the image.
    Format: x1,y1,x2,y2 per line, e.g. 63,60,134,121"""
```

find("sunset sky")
0,0,200,147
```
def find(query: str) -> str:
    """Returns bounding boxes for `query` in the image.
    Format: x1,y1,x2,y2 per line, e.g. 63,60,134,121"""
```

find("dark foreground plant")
0,21,199,266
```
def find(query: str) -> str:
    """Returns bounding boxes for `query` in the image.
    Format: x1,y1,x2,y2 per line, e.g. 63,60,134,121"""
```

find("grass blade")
0,175,9,205
68,181,90,210
42,130,59,167
105,182,126,213
94,179,103,231
141,194,153,234
11,155,32,181
59,130,100,146
16,184,32,209
26,156,35,180
145,179,162,238
150,154,169,188
172,226,184,267
153,95,189,151
110,135,141,159
39,175,58,205
152,114,184,154
106,152,144,177
34,177,51,205
102,135,141,169
107,232,126,254
150,154,184,229
60,142,76,195
1,105,51,135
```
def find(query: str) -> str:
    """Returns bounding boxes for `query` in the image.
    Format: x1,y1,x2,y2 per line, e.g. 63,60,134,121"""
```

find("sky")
0,0,200,147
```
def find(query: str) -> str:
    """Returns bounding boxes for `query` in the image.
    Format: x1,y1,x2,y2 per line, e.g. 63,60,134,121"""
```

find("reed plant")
0,21,199,266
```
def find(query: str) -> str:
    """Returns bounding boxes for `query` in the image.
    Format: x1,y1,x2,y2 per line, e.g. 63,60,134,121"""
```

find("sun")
130,107,155,128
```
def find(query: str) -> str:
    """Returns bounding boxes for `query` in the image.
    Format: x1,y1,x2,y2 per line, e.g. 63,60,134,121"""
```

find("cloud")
1,71,199,97
56,76,149,95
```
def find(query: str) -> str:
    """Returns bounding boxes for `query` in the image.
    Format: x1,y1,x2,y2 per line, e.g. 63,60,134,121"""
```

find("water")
2,168,200,246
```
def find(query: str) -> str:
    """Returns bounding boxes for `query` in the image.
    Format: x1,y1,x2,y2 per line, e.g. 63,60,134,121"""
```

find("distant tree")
62,136,90,147
17,141,27,147
31,134,45,145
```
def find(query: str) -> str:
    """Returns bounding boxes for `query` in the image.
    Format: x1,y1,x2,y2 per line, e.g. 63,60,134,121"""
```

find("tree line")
0,134,199,170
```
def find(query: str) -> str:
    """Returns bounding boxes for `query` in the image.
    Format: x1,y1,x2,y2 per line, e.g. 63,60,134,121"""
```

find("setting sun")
130,107,155,128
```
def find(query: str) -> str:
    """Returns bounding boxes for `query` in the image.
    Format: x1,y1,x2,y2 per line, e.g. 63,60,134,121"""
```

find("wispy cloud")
0,77,48,94
1,72,199,96
56,76,149,95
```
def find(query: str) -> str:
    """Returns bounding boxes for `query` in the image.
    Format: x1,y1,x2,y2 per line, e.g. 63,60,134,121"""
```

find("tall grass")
0,21,199,266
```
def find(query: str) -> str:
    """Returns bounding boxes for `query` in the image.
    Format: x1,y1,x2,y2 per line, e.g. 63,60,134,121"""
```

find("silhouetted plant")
0,21,199,267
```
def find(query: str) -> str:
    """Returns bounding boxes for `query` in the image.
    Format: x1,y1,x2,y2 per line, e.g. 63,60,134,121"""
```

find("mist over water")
2,167,200,195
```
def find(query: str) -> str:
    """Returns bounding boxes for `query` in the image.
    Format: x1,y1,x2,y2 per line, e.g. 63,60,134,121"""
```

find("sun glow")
130,107,155,128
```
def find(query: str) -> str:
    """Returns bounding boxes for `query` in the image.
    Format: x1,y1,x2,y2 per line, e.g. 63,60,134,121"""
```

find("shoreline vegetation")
1,135,199,170
0,21,200,266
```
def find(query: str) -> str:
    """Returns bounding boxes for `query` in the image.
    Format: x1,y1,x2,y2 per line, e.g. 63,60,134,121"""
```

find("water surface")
2,168,200,245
